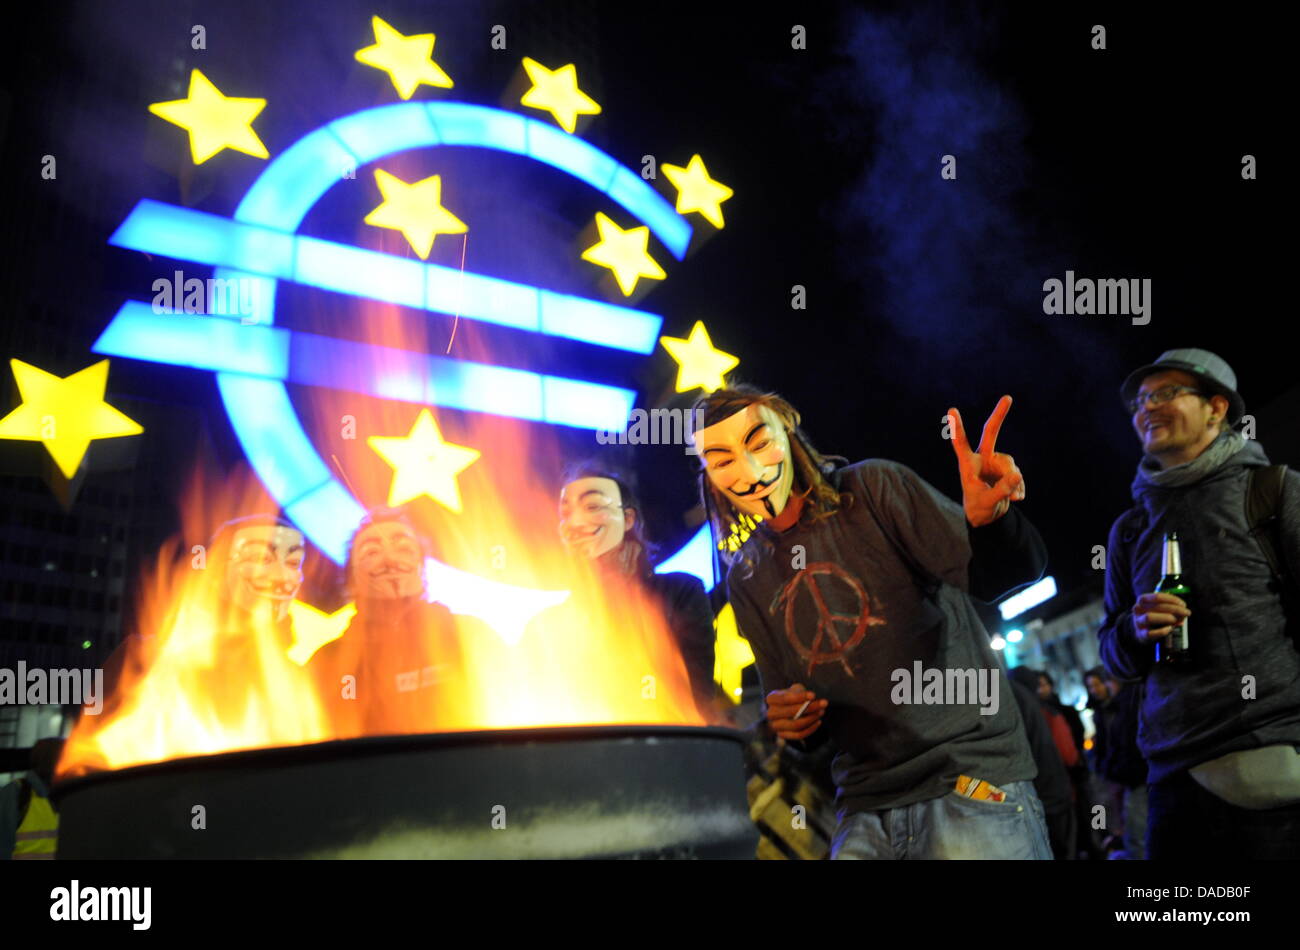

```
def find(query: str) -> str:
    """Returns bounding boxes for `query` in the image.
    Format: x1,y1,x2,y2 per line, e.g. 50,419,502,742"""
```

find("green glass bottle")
1155,532,1190,664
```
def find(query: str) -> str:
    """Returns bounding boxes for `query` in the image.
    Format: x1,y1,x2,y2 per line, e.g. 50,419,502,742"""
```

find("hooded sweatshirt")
1098,434,1300,784
727,459,1045,815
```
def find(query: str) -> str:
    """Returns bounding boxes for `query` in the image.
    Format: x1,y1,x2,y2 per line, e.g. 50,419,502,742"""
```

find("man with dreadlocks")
692,385,1051,859
556,463,718,717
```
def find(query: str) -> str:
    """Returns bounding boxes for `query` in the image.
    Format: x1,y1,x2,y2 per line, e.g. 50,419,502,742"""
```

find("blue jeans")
831,780,1053,859
1122,784,1148,860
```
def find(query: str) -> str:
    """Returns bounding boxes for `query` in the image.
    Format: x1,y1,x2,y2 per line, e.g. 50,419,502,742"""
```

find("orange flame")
59,467,335,777
61,285,714,778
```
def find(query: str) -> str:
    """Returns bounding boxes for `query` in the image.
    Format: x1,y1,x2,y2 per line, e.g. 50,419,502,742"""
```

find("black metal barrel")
54,725,757,859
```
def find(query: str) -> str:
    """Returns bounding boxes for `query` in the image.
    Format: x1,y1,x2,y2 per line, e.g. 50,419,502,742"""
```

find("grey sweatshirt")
1098,438,1300,783
727,460,1045,815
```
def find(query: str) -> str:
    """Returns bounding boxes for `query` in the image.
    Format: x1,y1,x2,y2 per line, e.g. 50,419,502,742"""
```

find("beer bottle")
1155,532,1190,664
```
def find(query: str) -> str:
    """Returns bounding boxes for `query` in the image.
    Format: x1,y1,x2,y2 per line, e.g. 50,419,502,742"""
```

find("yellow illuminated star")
662,154,734,229
354,15,454,99
659,321,739,393
0,359,143,479
287,601,356,665
368,409,481,512
713,603,755,704
363,169,468,259
148,69,269,164
580,212,665,296
519,57,601,133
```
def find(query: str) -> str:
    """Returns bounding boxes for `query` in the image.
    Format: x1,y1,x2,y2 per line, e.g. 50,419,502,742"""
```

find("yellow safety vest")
13,788,58,860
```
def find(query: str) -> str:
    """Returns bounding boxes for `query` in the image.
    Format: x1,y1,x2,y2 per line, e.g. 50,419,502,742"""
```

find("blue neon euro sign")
93,101,715,590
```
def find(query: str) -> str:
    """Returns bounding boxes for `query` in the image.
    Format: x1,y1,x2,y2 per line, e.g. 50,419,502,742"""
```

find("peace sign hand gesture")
948,395,1027,527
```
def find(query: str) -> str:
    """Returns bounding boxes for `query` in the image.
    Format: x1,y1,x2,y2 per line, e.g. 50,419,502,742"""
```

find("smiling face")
349,520,424,601
1131,369,1228,466
558,477,631,560
224,524,305,622
693,403,795,520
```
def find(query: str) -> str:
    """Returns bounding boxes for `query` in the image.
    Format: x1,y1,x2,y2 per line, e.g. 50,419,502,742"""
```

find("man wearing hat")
1098,348,1300,859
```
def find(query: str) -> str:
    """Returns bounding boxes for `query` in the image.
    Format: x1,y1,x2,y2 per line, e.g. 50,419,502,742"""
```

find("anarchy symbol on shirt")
769,562,886,677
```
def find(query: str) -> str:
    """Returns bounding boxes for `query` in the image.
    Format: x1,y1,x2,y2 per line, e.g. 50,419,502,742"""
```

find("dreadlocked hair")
691,385,851,578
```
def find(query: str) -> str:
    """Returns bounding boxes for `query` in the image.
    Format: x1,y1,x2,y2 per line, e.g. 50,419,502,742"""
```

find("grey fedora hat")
1120,348,1245,425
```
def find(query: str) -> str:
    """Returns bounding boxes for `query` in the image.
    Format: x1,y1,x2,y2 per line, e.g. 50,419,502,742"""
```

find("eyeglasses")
1126,385,1204,415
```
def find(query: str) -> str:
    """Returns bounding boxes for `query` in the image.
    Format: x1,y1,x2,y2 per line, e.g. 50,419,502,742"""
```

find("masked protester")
98,514,309,721
190,514,313,702
309,508,467,737
557,465,718,717
211,514,305,644
1098,349,1300,860
692,384,1051,860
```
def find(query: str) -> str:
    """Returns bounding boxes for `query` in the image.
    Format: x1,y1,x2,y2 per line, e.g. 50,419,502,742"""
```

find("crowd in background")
1008,666,1147,859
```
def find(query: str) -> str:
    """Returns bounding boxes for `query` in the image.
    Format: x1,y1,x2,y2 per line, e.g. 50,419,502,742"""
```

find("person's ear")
1208,394,1229,425
623,507,636,531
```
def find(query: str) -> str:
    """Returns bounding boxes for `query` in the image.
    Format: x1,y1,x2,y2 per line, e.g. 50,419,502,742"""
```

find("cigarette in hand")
794,698,812,720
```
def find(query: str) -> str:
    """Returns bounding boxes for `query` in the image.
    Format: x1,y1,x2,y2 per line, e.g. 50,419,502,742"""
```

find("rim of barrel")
51,722,750,802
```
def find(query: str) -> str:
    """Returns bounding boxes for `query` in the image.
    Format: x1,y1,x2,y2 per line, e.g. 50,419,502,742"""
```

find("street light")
998,576,1057,620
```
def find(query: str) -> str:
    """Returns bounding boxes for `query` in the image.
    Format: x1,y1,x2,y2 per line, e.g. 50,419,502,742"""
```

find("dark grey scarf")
1135,428,1246,489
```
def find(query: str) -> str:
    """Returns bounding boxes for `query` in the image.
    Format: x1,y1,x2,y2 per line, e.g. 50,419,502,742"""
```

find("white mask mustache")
726,461,784,497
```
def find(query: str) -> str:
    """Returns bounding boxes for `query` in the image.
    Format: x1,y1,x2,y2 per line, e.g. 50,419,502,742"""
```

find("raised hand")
948,395,1027,527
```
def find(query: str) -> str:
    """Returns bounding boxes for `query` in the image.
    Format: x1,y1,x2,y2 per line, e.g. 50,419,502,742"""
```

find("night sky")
0,0,1290,621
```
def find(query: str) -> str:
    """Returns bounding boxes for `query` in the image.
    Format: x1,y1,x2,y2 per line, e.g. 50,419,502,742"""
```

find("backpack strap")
1246,465,1294,611
1246,465,1287,578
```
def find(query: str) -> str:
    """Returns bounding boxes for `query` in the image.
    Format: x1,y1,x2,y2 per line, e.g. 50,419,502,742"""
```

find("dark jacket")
1098,437,1300,783
1090,683,1147,788
526,566,716,719
1007,666,1081,771
643,571,717,711
1008,678,1072,818
728,460,1046,814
